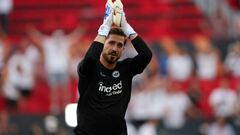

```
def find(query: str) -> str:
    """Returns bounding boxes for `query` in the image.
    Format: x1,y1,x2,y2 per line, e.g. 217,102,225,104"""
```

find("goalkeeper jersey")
75,36,152,135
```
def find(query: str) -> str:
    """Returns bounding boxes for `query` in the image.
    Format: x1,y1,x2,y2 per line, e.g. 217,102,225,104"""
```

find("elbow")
146,49,152,64
139,49,152,65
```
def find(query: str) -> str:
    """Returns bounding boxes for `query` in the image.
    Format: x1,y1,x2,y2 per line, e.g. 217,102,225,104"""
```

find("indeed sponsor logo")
98,81,122,93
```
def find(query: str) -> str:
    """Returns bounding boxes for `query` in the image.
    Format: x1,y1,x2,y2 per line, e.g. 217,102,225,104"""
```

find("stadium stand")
9,0,210,41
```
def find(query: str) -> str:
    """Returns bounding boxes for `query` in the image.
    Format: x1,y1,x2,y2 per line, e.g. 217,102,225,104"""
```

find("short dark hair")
108,27,127,44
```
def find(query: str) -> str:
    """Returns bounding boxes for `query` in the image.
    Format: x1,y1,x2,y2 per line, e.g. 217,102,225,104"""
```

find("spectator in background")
68,37,87,103
224,41,240,85
162,80,191,129
2,38,39,111
193,35,222,118
167,46,193,91
186,78,203,120
208,0,230,39
233,15,240,39
158,36,176,76
0,32,11,88
193,36,220,80
28,26,83,114
0,0,13,34
206,117,236,135
68,39,87,80
127,73,166,121
209,77,237,118
187,78,202,108
0,32,10,69
158,37,193,90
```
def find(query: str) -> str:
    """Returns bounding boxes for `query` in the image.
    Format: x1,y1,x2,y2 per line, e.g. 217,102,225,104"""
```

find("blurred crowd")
0,26,86,134
125,35,240,135
1,26,240,135
0,0,240,135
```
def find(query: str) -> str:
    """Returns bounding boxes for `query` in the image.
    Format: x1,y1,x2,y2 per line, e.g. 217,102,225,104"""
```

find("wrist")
122,23,136,38
98,24,111,37
129,33,138,40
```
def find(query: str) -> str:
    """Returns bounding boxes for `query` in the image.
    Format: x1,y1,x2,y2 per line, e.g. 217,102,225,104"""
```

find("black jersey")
75,36,152,135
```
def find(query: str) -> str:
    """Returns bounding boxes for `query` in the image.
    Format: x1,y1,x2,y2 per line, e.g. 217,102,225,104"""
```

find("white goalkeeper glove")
98,0,114,36
113,0,136,37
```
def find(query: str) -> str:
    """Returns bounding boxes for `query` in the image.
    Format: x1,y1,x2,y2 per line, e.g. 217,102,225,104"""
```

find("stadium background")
0,0,240,135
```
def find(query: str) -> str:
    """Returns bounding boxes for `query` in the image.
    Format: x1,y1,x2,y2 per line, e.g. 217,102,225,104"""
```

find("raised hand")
113,0,136,38
98,0,114,36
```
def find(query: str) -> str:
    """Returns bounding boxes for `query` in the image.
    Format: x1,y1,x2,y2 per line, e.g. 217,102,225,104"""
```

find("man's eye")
117,44,123,48
109,41,115,45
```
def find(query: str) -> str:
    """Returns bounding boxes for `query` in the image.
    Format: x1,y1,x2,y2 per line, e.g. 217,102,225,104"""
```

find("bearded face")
102,34,125,64
102,49,120,64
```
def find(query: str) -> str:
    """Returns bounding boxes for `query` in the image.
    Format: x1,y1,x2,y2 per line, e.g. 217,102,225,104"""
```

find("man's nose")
112,44,118,51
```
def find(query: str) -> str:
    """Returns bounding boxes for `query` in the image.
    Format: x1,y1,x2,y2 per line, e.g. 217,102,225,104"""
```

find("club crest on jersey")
112,70,120,78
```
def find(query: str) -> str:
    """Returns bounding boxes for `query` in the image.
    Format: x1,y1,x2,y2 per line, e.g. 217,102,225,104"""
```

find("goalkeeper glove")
113,0,136,37
98,0,114,36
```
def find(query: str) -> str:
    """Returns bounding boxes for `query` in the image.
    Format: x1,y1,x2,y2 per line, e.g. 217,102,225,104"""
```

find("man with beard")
74,0,152,135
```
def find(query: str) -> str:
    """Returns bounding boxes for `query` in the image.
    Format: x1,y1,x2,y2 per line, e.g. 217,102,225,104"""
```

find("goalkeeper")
74,0,152,135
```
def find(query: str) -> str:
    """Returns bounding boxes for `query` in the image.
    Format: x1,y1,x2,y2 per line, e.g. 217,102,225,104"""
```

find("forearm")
131,35,152,63
127,35,152,75
96,0,114,43
94,35,106,44
129,33,138,41
78,42,103,75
